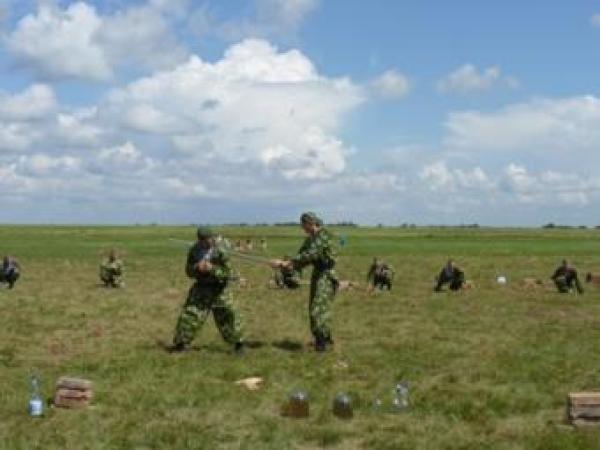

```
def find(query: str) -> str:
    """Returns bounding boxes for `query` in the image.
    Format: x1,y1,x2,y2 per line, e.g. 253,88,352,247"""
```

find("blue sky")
0,0,599,225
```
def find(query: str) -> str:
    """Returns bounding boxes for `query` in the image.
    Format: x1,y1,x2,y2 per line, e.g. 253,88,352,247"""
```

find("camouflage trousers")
309,273,337,341
100,267,123,287
173,283,243,347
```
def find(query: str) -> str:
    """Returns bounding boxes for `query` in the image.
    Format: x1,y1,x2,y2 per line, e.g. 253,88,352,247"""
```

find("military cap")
300,211,322,225
196,226,214,239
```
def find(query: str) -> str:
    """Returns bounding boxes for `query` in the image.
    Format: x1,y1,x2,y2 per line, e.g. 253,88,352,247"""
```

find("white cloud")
437,64,518,94
7,2,111,81
444,95,600,170
0,84,56,120
370,69,410,99
591,13,600,27
193,0,319,41
6,1,188,82
420,161,491,192
104,39,363,180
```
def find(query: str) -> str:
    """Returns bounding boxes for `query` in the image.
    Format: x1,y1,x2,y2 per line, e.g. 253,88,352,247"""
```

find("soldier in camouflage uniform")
551,259,584,294
100,249,124,288
0,255,20,289
169,227,244,354
367,257,394,291
271,212,338,352
273,255,302,289
434,259,465,292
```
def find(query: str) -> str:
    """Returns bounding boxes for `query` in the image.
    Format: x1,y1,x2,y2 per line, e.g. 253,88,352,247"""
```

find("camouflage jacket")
292,228,337,278
186,242,230,286
367,263,394,282
100,258,123,274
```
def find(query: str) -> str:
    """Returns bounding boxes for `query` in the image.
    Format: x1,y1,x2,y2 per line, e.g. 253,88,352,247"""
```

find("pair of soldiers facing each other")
367,258,394,291
0,256,20,289
100,250,124,288
552,259,583,294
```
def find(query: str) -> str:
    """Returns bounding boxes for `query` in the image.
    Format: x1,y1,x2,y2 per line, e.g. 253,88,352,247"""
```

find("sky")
1,0,600,226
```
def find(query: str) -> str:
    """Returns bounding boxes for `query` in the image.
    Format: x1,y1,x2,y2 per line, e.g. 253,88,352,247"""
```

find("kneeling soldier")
274,255,302,289
170,227,244,354
434,259,465,292
100,249,124,288
0,256,20,289
551,259,584,294
367,257,394,291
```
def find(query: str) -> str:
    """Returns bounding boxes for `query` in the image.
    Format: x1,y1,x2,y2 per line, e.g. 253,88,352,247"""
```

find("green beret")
196,226,214,239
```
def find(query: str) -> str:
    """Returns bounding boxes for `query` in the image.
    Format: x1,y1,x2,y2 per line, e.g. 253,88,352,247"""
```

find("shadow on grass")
271,339,304,352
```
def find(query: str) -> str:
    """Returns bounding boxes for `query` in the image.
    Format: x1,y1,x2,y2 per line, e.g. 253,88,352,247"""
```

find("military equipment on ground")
332,393,353,419
281,390,309,418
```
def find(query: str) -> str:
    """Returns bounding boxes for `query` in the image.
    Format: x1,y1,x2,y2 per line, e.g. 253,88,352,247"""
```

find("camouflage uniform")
367,260,394,290
291,225,338,346
100,256,124,288
434,262,465,291
0,256,20,289
551,264,584,294
274,257,302,289
173,239,243,349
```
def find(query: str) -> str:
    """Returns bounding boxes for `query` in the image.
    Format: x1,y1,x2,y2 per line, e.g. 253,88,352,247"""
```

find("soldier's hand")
197,260,213,273
269,259,281,269
280,260,293,269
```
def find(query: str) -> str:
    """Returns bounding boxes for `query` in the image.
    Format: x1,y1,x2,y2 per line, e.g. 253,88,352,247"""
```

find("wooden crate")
568,392,600,426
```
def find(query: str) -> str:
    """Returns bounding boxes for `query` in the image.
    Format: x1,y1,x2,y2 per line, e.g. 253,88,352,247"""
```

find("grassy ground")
1,225,600,449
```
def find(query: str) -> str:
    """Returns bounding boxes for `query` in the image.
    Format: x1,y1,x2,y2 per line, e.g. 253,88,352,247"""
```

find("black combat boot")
234,341,245,356
166,342,186,353
315,334,328,352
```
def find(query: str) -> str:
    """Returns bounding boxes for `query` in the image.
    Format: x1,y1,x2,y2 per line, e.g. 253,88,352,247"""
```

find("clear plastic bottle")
28,374,43,417
390,382,410,413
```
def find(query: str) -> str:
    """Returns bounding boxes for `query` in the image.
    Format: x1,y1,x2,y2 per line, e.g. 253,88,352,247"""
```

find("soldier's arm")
208,248,231,284
291,238,318,269
185,247,197,278
550,268,561,280
367,265,375,282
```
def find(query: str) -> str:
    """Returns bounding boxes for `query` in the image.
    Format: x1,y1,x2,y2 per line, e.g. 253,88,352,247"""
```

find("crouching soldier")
434,259,465,292
0,256,20,289
274,255,302,289
169,227,244,354
367,258,394,291
100,249,124,288
551,259,584,294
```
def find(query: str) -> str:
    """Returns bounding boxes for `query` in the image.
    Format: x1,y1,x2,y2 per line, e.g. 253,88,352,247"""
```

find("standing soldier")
434,259,465,292
270,212,338,352
100,249,124,288
0,255,20,289
551,259,584,294
169,227,244,354
367,257,395,291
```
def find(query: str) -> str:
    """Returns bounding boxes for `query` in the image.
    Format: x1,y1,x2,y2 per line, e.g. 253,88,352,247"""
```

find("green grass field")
1,225,600,449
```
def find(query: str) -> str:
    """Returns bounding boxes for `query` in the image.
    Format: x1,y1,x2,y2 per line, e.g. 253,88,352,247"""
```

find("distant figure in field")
551,259,584,294
260,237,267,252
434,259,465,292
0,255,20,289
245,239,253,252
100,249,124,288
367,258,394,291
272,255,302,289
